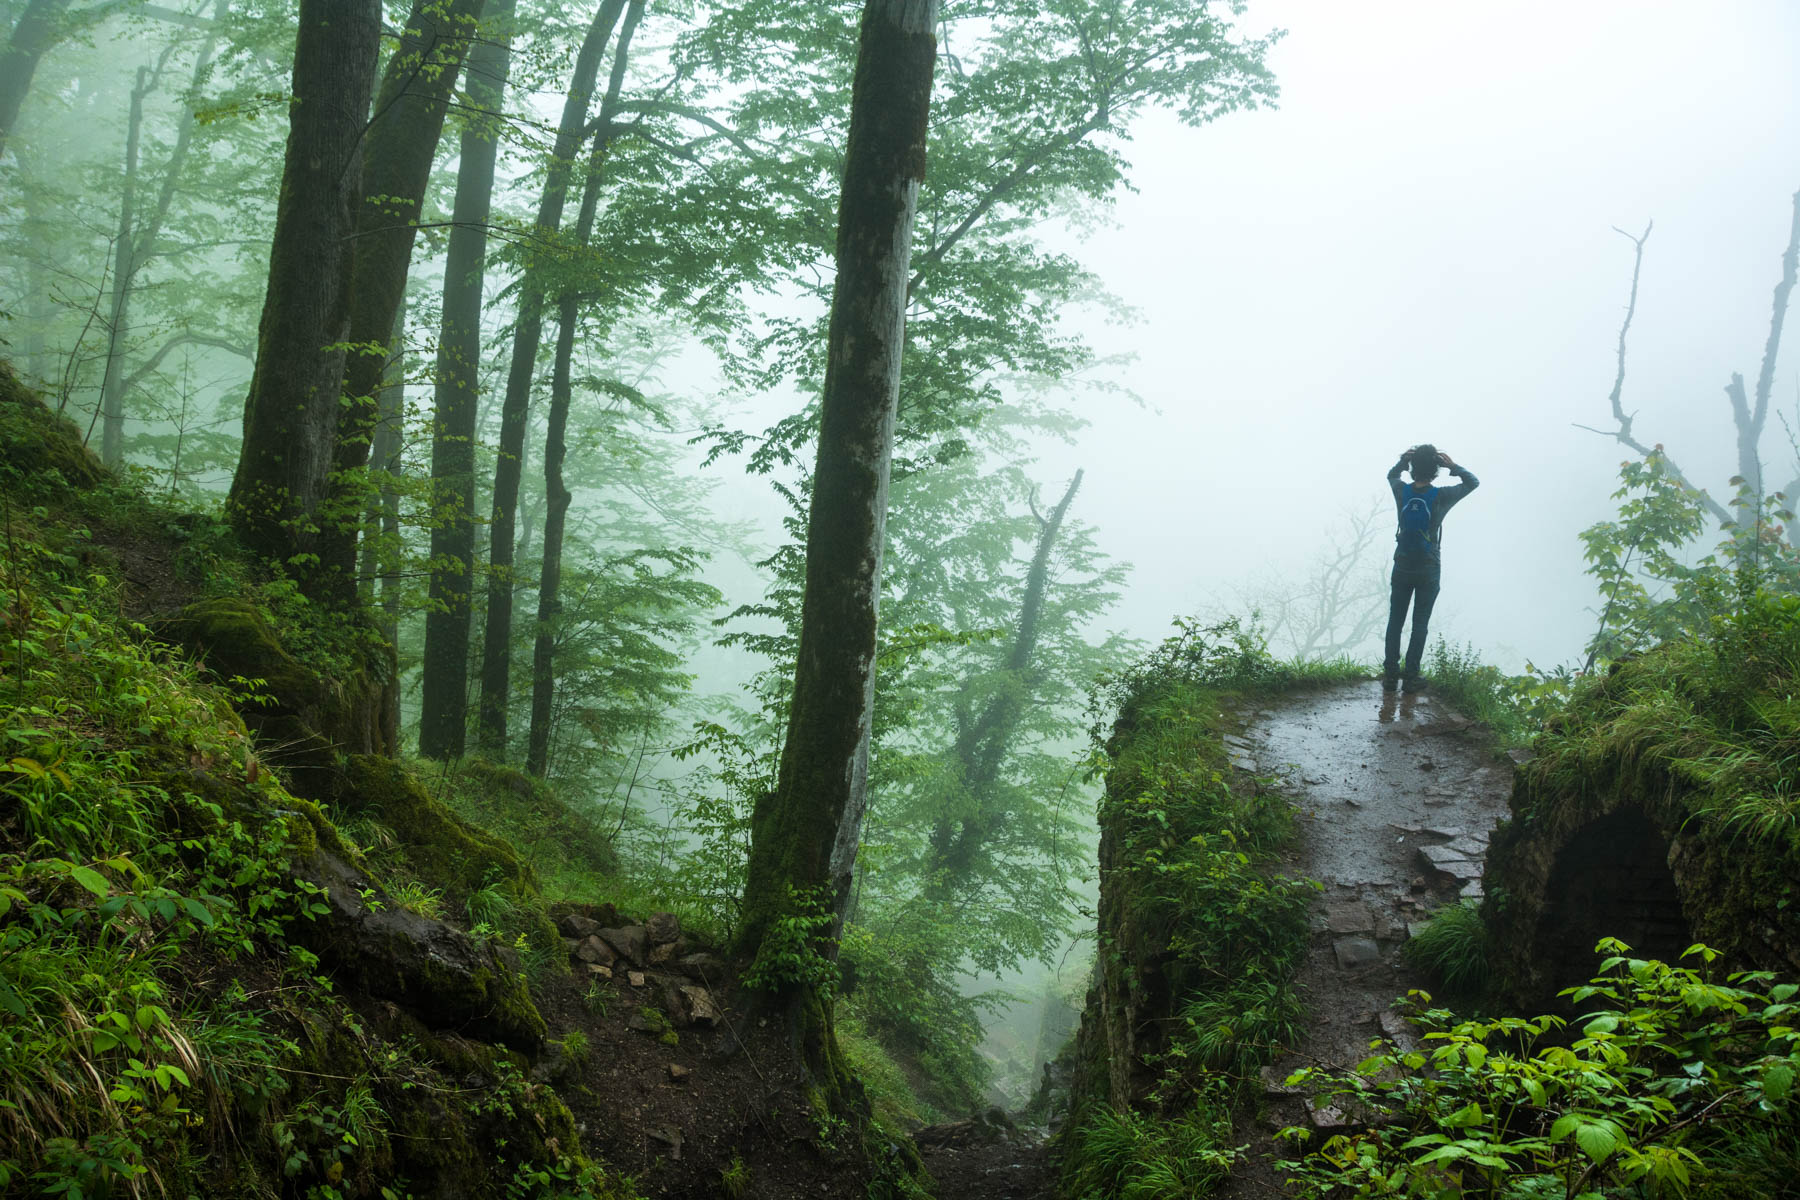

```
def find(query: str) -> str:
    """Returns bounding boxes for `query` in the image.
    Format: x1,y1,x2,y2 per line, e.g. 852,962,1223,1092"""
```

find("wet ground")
1219,681,1515,1199
923,681,1515,1200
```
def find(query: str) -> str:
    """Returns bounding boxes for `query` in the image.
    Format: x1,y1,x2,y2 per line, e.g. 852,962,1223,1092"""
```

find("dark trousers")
1384,557,1441,676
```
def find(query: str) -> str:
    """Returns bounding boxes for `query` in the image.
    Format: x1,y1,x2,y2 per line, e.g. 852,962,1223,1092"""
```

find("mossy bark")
324,0,488,590
735,0,937,965
732,13,936,1170
419,0,518,761
225,0,381,588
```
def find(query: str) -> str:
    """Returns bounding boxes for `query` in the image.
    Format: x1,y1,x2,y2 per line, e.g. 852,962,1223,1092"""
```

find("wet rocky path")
1219,682,1514,1198
921,681,1514,1199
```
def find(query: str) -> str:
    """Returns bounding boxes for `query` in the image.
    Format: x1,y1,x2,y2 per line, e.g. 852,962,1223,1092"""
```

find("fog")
1024,0,1800,667
5,0,1799,1118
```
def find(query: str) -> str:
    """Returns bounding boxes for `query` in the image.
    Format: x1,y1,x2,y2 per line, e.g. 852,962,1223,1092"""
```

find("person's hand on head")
1437,451,1454,467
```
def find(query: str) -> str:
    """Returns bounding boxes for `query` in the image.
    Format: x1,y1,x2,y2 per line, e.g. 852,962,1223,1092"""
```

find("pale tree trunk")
226,0,383,577
1723,189,1800,562
419,0,517,761
0,0,72,160
97,65,148,468
359,301,406,648
928,468,1082,886
525,0,646,780
476,0,628,759
323,0,487,596
97,13,221,468
733,4,937,1112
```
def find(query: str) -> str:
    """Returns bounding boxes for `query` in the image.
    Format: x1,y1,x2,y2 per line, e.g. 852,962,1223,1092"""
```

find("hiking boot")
1402,673,1428,693
1381,672,1399,693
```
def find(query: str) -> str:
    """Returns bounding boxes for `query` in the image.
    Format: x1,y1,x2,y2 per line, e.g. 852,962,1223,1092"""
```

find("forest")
2,0,1800,1198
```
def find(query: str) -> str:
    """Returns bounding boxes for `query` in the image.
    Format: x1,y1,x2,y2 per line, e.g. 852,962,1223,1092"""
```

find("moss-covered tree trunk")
524,0,645,779
225,0,382,573
734,0,936,1096
419,0,517,761
475,0,627,759
0,0,72,160
320,0,487,597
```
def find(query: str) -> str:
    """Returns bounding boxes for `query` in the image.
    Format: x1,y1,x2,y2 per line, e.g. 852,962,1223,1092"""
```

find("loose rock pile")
558,908,724,1031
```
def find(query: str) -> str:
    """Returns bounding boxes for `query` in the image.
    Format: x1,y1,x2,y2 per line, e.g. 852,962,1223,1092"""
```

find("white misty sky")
1018,0,1800,668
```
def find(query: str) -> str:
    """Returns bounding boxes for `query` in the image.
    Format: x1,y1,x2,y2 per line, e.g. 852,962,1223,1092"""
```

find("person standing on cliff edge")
1384,444,1480,692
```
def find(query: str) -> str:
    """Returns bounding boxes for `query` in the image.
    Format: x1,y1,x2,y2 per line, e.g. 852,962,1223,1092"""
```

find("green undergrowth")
1422,639,1569,752
1519,592,1800,848
1279,941,1800,1199
0,373,635,1197
1402,899,1493,998
1061,618,1332,1199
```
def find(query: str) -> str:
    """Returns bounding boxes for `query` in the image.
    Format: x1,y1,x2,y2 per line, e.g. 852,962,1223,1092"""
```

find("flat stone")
1445,836,1489,858
1333,936,1382,970
585,963,613,980
674,952,725,980
627,970,647,988
649,942,676,966
1421,825,1464,839
1379,1010,1417,1050
1222,734,1254,751
1438,859,1483,881
559,912,602,940
680,985,722,1027
1417,844,1469,868
599,925,648,967
1306,1099,1352,1129
1460,880,1485,900
646,912,681,945
1229,752,1258,772
1507,747,1534,764
667,1063,690,1082
647,1126,683,1159
574,935,616,966
1326,902,1373,934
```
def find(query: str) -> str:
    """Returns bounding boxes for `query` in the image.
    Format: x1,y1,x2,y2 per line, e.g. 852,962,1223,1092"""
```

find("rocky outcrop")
1484,659,1800,1009
293,844,548,1050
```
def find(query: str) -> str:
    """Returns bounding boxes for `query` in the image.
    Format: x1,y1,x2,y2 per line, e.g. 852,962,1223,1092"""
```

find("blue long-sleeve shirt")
1388,457,1479,561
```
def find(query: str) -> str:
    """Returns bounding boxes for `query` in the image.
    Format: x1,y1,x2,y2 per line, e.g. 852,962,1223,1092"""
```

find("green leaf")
1765,1063,1794,1102
67,865,109,897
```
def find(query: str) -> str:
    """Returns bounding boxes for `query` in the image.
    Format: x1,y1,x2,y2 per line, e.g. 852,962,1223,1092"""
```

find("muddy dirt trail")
1219,681,1514,1199
920,681,1513,1199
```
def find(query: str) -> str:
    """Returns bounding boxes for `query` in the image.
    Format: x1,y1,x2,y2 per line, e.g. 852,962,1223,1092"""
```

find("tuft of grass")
720,1154,750,1200
1063,1097,1239,1200
1403,899,1491,994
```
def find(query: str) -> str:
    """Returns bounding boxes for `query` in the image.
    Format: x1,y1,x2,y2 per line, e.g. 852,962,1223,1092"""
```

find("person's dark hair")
1409,443,1440,481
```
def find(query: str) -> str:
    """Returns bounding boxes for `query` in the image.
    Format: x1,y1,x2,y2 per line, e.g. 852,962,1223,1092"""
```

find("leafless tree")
1576,190,1800,539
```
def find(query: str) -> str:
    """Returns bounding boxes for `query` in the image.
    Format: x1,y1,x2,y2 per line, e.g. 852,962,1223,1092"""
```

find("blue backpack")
1398,486,1439,556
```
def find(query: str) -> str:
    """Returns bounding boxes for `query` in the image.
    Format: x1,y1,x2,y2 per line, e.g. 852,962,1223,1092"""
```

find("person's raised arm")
1437,451,1479,498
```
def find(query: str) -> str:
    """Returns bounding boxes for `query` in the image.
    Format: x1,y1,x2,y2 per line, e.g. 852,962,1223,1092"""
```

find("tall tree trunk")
0,0,72,160
929,469,1082,885
1723,189,1800,561
419,0,517,761
98,65,148,468
322,0,487,597
359,301,406,645
226,0,383,576
97,14,221,468
525,0,645,779
732,3,937,1103
475,0,627,759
